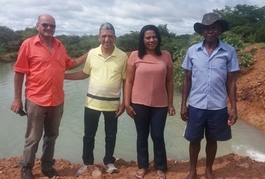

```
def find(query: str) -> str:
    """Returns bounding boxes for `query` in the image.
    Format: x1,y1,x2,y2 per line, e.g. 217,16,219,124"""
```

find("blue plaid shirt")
182,40,240,110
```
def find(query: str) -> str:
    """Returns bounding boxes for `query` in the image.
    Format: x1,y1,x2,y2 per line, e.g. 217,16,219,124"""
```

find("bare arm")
226,72,238,126
65,71,89,80
180,70,192,121
69,52,88,70
166,66,175,116
115,79,126,118
10,72,24,113
124,64,136,119
121,79,125,106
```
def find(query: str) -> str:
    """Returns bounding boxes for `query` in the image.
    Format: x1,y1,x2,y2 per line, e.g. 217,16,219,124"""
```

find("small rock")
91,168,102,179
239,162,249,168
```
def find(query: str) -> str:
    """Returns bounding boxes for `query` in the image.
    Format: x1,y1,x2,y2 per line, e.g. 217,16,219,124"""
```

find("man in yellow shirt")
65,22,127,175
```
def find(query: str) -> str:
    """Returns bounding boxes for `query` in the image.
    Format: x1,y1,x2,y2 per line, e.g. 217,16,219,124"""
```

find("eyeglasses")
38,22,56,29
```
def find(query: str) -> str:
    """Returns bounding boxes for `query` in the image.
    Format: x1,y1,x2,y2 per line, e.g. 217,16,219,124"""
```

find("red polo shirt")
14,35,73,106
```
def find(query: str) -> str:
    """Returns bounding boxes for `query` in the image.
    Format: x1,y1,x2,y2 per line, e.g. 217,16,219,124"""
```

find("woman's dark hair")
138,25,162,59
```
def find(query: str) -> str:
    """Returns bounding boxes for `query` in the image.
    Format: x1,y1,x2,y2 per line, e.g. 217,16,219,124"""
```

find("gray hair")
99,22,115,35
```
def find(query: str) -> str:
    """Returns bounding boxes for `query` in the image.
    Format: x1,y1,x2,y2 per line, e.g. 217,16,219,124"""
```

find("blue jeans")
19,99,63,171
82,107,117,165
132,103,168,171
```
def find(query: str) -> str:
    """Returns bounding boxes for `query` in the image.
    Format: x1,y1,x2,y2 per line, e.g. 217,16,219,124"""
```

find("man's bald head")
38,14,56,25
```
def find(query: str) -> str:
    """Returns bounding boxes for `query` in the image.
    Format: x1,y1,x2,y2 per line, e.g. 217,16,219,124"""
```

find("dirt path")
1,153,265,179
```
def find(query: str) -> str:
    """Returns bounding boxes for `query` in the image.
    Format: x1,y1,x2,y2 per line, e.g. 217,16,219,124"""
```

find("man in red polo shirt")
10,14,87,179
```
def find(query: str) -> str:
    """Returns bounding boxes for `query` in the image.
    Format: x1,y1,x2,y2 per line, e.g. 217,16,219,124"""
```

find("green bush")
221,32,244,51
237,51,253,69
173,60,185,89
249,48,258,55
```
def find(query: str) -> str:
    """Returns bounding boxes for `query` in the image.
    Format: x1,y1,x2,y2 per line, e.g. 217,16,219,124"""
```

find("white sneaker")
105,164,118,174
76,164,100,176
76,165,87,176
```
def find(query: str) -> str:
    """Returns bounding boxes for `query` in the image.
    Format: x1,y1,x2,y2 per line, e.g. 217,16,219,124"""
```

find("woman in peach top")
124,25,175,179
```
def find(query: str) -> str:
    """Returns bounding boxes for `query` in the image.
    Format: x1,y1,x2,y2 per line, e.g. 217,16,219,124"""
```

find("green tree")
214,4,265,43
80,35,99,48
0,43,6,60
116,31,139,52
157,24,178,57
0,26,17,44
214,4,261,28
254,20,265,42
16,27,38,41
56,35,82,57
172,34,203,89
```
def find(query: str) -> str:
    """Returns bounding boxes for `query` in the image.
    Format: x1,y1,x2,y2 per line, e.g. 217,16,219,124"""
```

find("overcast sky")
0,0,263,36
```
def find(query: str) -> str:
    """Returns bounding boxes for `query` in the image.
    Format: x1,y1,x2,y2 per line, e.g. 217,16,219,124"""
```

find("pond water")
1,63,265,164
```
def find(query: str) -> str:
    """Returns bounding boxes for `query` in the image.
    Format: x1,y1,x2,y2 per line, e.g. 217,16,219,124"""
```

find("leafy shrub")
173,59,185,89
237,51,253,69
221,32,244,51
172,34,203,89
254,21,265,43
249,48,258,55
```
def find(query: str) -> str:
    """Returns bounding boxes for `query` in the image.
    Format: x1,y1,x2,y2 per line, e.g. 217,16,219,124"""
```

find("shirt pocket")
53,54,66,70
211,56,227,70
211,57,227,81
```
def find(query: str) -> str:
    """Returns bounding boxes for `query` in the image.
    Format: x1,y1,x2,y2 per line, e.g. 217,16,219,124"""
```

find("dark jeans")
132,103,168,171
82,107,117,165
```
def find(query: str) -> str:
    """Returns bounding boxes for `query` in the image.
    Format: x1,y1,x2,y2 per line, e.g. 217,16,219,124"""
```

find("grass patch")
256,43,265,48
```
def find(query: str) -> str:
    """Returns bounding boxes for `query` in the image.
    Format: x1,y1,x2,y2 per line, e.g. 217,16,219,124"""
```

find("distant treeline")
0,4,264,61
1,4,264,88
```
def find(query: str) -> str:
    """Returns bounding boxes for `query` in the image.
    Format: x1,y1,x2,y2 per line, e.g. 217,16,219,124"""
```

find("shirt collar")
33,35,61,47
97,44,118,57
196,39,227,51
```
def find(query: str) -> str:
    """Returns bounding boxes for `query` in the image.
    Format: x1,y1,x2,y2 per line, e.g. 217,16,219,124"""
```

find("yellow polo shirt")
83,45,127,111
